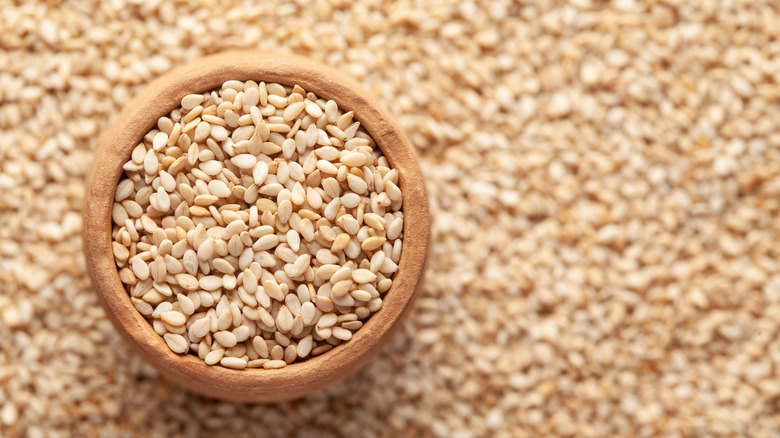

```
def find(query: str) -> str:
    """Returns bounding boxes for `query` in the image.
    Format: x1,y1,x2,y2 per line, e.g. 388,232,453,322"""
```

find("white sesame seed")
351,269,377,284
332,326,353,341
188,316,211,339
220,357,247,369
283,101,306,121
263,359,287,369
163,333,189,354
214,331,237,348
198,275,223,291
289,254,310,278
207,179,231,198
160,310,186,326
243,86,260,108
203,349,225,366
347,174,368,194
143,149,159,176
131,257,150,280
276,306,294,333
300,301,316,325
230,154,257,169
243,268,258,294
199,159,222,176
181,94,204,110
341,193,361,208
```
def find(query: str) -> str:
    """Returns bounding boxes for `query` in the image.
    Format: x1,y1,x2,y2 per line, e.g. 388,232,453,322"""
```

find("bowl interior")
83,51,431,402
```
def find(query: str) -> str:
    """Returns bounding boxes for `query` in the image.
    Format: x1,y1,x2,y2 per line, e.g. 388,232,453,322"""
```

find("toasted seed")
363,213,385,231
331,233,351,252
247,359,268,368
342,321,363,331
361,236,387,251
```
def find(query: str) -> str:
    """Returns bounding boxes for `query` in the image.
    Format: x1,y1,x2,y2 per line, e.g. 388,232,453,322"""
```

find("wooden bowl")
83,51,431,402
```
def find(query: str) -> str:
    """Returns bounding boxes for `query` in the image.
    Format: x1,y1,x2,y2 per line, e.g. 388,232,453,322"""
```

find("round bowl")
83,51,430,402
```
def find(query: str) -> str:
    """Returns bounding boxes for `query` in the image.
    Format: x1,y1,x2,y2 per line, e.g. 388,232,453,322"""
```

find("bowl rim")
83,50,431,402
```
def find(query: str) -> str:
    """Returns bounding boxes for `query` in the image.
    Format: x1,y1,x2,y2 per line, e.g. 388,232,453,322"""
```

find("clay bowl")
83,51,430,402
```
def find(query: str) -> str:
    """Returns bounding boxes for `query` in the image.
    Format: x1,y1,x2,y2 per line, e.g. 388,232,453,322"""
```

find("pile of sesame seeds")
3,0,780,436
112,80,403,370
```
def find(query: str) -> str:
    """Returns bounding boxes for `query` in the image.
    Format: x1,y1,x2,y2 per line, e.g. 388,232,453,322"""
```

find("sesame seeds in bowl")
83,51,431,402
112,79,405,371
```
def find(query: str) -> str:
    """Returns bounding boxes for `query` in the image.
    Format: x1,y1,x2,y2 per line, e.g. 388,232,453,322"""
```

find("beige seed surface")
5,1,780,437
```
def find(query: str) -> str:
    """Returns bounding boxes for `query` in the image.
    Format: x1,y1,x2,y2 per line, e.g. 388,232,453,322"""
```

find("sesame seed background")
2,1,780,436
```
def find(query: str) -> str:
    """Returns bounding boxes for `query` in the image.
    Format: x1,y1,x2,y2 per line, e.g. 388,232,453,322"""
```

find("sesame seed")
163,333,189,354
263,359,287,369
160,310,187,326
220,357,248,370
214,331,238,348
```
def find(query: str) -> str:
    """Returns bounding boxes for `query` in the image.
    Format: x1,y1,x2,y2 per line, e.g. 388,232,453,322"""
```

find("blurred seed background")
2,0,780,436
